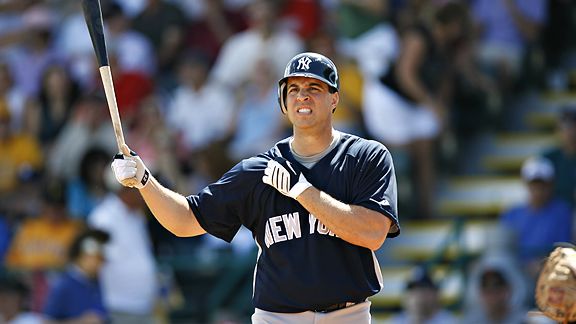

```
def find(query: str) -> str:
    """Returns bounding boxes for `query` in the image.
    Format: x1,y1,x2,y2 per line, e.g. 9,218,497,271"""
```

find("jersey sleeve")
353,143,400,237
186,161,252,243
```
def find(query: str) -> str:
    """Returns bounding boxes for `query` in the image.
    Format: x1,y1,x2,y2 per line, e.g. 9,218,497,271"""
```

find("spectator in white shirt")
88,180,158,324
209,0,303,90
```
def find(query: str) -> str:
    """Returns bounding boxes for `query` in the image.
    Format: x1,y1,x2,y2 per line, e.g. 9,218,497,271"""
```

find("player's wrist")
134,168,150,189
131,155,150,189
291,182,312,200
288,174,312,199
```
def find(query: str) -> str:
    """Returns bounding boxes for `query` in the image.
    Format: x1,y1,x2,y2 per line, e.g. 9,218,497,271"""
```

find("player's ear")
331,92,339,113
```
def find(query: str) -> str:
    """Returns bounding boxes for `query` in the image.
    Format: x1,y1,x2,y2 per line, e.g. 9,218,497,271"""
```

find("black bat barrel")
81,0,109,67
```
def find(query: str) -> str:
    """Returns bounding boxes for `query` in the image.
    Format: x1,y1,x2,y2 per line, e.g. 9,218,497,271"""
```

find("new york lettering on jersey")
264,212,337,248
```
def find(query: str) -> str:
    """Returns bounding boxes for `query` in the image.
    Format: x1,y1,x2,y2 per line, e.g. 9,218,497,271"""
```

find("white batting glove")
262,157,312,199
111,150,150,189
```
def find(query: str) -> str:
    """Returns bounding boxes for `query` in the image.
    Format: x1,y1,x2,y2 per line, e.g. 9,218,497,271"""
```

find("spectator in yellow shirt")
0,100,42,192
5,179,83,310
6,180,83,271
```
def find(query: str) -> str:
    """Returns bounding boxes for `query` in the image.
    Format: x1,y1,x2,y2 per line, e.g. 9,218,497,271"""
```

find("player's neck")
291,128,335,157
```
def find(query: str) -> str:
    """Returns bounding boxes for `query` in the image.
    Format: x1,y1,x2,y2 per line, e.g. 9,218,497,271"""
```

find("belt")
313,301,362,313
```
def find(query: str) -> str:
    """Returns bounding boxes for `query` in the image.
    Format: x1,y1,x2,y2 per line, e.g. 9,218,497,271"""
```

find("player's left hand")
262,157,312,199
111,145,150,189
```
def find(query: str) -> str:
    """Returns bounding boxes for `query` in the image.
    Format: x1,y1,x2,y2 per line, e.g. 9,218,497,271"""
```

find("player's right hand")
111,146,150,189
262,157,312,199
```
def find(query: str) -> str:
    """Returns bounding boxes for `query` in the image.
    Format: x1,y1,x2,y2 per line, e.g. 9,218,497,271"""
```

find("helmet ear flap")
278,81,287,114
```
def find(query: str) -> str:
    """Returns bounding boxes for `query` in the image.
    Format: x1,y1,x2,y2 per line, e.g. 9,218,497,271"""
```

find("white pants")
251,300,371,324
363,79,440,146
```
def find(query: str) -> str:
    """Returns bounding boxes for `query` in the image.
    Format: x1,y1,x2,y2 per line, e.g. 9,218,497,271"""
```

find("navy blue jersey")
187,132,399,313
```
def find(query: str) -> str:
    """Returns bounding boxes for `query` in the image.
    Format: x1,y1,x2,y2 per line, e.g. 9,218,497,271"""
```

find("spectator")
102,1,155,77
182,0,248,70
53,1,101,89
43,229,111,324
0,101,43,193
500,156,573,279
5,178,84,311
88,182,158,324
127,96,184,191
132,0,188,80
27,63,81,147
363,2,471,218
542,105,576,207
3,4,60,97
471,0,547,92
166,53,235,188
209,0,303,90
0,275,42,324
47,94,116,181
66,147,110,220
0,61,30,133
227,58,286,162
389,267,459,324
463,252,533,324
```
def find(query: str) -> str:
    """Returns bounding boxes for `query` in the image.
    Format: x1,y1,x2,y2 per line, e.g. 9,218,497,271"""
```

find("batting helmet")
278,52,339,114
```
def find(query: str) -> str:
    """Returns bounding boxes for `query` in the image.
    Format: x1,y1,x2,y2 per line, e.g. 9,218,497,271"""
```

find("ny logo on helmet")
296,56,312,70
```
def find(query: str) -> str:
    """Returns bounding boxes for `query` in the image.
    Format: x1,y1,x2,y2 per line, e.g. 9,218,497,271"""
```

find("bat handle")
98,66,130,156
117,141,130,156
120,144,131,156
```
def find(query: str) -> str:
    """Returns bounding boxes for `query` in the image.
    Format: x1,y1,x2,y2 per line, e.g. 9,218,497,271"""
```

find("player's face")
285,76,338,130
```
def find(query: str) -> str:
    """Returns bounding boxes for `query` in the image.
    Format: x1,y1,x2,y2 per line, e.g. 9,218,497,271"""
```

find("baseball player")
111,52,400,323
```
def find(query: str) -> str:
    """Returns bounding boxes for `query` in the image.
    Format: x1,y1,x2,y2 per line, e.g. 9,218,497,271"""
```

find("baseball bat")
82,0,130,156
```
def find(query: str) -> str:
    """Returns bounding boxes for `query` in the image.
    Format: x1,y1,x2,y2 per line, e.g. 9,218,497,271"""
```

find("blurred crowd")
0,0,575,323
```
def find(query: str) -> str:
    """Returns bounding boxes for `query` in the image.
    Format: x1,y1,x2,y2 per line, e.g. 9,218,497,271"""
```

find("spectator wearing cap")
543,105,576,207
42,229,110,324
500,156,572,279
389,267,459,324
